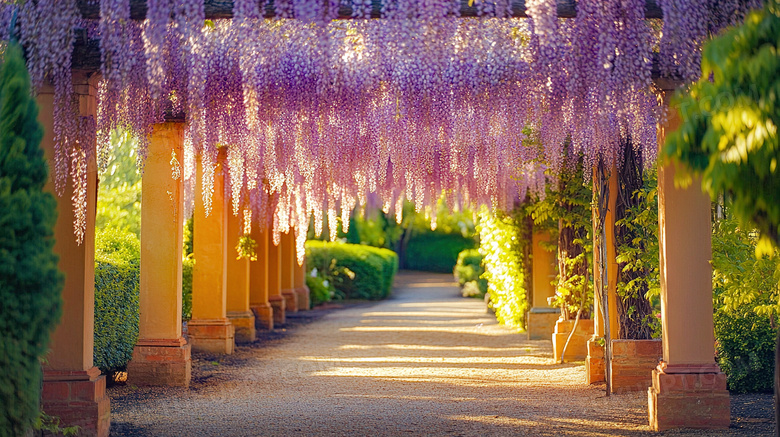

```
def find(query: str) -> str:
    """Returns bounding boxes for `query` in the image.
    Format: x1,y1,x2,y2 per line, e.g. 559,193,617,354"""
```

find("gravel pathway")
109,271,774,436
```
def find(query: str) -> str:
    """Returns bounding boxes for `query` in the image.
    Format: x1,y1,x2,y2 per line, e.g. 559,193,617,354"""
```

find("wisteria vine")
0,0,763,256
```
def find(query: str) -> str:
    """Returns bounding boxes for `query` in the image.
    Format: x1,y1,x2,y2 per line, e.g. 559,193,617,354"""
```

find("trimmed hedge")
404,232,477,273
94,229,140,376
306,240,398,300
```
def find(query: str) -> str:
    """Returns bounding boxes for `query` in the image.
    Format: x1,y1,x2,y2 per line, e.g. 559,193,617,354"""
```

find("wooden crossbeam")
75,0,664,20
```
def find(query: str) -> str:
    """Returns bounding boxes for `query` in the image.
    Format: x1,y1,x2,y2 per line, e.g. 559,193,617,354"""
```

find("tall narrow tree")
0,42,64,436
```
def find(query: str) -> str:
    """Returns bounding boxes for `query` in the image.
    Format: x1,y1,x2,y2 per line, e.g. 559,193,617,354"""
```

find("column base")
127,338,191,387
251,303,274,330
552,319,594,362
188,318,235,354
269,295,286,326
586,337,605,384
648,363,730,431
295,286,310,311
526,307,559,340
41,367,110,437
228,311,257,343
612,339,662,393
282,289,298,313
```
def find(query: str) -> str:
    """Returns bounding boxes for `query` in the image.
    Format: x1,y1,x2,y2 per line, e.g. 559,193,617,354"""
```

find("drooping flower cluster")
0,0,762,254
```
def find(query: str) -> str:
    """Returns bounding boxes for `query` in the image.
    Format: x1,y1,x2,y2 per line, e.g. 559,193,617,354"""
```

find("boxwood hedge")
93,229,140,376
306,241,398,301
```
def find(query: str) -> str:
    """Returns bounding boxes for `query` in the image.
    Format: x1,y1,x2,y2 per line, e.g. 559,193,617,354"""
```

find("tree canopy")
664,0,780,250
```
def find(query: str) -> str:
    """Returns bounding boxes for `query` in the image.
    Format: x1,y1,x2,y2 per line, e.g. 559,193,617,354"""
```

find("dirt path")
109,271,773,436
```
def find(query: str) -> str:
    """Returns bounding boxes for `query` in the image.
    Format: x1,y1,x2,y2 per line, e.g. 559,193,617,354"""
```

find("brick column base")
42,367,110,437
586,337,605,384
269,295,286,326
228,311,257,343
295,286,310,311
612,339,662,393
188,318,235,354
526,308,558,340
282,289,298,313
251,303,274,330
648,363,730,431
127,338,191,387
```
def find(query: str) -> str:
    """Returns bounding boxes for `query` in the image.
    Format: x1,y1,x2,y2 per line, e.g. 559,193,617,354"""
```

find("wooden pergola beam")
75,0,664,20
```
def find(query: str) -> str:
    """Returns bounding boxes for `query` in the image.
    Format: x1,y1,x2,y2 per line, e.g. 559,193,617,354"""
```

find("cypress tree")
0,42,64,436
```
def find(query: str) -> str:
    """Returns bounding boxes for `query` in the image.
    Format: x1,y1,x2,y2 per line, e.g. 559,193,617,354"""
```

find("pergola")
28,1,727,435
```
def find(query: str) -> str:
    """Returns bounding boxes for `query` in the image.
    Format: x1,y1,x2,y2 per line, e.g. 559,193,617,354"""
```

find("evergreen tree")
0,43,64,436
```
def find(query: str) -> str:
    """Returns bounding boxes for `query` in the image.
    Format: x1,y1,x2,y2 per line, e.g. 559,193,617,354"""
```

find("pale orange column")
527,231,558,340
586,166,620,384
648,89,728,431
38,73,110,437
127,123,191,387
226,206,256,343
250,225,273,330
292,229,310,311
189,149,235,354
268,234,286,326
280,231,299,313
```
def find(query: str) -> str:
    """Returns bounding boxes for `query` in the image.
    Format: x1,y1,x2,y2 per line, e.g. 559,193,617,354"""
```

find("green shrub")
93,229,139,376
0,42,64,436
182,256,194,321
454,249,487,298
714,307,775,393
711,213,780,393
306,240,398,300
404,232,477,273
306,271,337,307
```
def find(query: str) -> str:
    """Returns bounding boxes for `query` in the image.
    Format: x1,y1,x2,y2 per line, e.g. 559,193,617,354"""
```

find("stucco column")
280,231,299,313
292,229,310,310
127,122,191,387
526,231,558,340
586,166,620,384
268,233,286,325
647,89,728,431
226,206,256,343
250,225,273,330
38,72,110,437
189,148,235,354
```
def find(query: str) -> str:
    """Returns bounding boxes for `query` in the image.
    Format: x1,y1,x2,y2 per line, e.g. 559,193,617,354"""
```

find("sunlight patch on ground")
400,282,458,288
359,318,496,326
360,310,484,317
337,344,548,353
340,326,510,335
298,356,553,366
